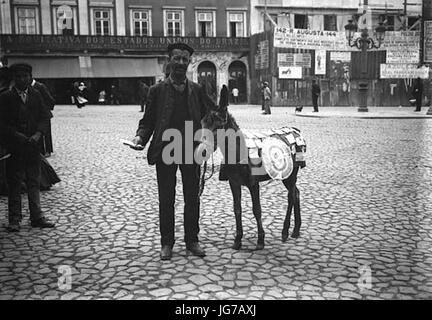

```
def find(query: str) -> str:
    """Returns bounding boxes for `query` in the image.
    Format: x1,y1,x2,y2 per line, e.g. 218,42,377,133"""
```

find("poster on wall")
330,51,351,62
278,53,311,67
380,64,430,79
279,66,302,79
274,27,419,52
274,28,348,51
386,49,419,64
425,21,432,63
329,51,351,80
315,50,326,75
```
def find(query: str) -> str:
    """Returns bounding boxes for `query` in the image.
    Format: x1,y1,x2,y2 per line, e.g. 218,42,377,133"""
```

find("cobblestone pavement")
1,104,431,300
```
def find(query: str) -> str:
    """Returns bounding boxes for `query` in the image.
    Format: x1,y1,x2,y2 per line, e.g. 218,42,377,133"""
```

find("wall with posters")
249,29,423,106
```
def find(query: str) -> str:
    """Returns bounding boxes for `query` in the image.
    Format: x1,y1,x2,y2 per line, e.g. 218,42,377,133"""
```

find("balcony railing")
0,35,250,53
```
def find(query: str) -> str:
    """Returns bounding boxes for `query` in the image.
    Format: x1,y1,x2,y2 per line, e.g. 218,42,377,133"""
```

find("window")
294,14,308,29
16,7,39,34
264,13,277,31
408,16,421,30
165,10,183,36
324,15,337,31
53,6,78,35
131,10,151,36
197,11,214,37
93,9,112,35
228,12,245,37
385,15,395,31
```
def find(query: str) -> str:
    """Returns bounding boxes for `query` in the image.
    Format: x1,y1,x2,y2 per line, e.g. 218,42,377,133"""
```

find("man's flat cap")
9,63,32,74
167,42,194,55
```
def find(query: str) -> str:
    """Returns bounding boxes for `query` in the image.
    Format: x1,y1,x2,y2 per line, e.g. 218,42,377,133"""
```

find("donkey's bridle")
197,111,228,198
198,152,215,198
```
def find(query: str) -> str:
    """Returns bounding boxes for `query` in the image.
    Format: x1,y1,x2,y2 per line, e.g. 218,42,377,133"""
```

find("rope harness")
198,152,215,198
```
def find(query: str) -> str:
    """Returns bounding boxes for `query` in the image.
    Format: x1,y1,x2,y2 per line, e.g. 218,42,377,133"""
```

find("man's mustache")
173,65,187,72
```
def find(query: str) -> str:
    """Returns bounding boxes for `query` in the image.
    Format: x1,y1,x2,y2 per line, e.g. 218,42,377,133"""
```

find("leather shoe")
160,245,172,260
186,242,206,257
31,217,55,228
7,223,20,232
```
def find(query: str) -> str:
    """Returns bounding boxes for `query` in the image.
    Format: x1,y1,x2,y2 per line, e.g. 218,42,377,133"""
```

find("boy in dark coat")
0,63,55,232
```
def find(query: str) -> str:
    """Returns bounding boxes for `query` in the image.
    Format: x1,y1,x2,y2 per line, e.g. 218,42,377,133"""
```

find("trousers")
6,153,43,224
312,96,319,111
155,161,201,247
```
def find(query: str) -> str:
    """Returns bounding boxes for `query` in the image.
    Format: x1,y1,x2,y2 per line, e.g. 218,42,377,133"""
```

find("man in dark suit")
0,63,55,232
31,78,55,156
312,79,321,112
131,43,217,260
412,77,422,112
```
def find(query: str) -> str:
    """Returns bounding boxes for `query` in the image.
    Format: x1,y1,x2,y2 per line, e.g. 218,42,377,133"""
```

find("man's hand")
131,136,144,150
29,132,42,144
15,132,29,144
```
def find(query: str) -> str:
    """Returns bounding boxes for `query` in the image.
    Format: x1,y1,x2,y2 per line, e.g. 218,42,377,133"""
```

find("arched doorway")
228,61,247,103
198,61,217,102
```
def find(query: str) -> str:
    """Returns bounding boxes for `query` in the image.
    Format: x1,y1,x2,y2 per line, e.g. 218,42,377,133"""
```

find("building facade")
249,0,424,107
0,0,251,104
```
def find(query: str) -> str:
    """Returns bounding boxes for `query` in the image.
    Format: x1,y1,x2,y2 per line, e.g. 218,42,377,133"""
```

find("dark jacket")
32,81,55,115
136,78,217,165
0,86,51,155
312,83,321,96
412,80,422,100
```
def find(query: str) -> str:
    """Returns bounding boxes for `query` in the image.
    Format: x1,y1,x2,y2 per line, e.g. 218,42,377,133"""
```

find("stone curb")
295,113,432,119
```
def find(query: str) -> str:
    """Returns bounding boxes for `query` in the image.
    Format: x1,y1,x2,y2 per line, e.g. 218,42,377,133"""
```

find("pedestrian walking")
312,79,321,112
261,82,265,111
262,81,271,115
130,42,217,260
138,79,149,112
232,87,239,104
98,89,106,104
110,84,120,105
73,82,87,108
31,78,55,157
412,77,422,112
0,63,55,232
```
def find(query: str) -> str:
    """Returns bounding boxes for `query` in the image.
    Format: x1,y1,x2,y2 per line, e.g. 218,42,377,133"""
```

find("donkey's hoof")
291,231,300,238
232,241,242,250
255,243,265,250
282,233,289,242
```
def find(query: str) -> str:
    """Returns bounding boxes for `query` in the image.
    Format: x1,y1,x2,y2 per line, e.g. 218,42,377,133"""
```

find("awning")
7,57,81,78
6,57,161,78
91,57,161,78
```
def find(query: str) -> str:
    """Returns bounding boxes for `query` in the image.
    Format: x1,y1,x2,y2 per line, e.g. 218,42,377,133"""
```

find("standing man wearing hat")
312,79,321,112
130,43,217,260
0,63,55,232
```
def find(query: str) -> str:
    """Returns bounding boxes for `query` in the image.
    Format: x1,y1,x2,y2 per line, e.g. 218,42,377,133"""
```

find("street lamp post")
344,20,386,112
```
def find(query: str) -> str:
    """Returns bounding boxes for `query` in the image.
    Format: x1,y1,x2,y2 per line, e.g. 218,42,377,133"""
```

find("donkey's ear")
218,102,228,113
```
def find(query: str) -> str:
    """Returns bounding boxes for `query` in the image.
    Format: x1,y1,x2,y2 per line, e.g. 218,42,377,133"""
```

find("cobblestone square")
1,105,431,300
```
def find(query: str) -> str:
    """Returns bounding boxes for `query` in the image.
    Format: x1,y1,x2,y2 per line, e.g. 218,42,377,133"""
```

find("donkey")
197,102,303,250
